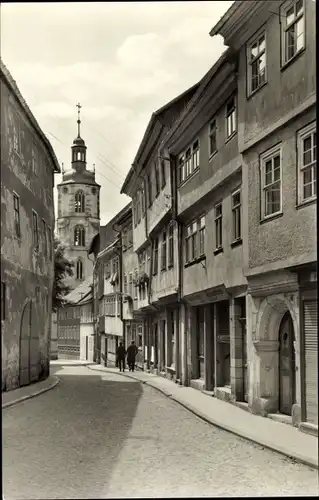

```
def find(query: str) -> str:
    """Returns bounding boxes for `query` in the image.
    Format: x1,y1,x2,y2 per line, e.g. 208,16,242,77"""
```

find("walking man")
116,342,126,372
127,340,138,372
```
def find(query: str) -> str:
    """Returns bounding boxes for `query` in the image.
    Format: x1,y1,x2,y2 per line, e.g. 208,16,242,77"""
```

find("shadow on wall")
2,373,144,500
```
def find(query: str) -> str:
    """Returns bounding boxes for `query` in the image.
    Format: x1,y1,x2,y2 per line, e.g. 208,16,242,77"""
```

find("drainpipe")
112,221,124,346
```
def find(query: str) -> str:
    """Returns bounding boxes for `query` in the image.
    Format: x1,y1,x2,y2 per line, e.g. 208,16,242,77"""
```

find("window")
124,274,128,295
298,122,317,203
129,273,133,297
42,219,47,256
112,257,118,275
134,269,138,300
32,210,39,251
185,221,197,263
1,282,6,321
127,226,133,248
13,193,21,238
168,224,174,268
31,146,38,175
12,118,20,154
136,191,141,224
105,261,111,279
160,159,166,188
75,191,85,213
170,311,175,367
74,225,85,246
248,33,266,94
161,230,167,271
185,148,192,178
155,162,160,197
48,226,52,260
232,190,241,241
147,173,152,207
192,140,200,171
76,259,83,280
209,120,217,157
178,153,185,184
215,203,223,249
35,286,40,304
141,186,145,216
260,147,282,218
199,215,205,256
282,0,304,64
152,238,159,275
226,97,236,138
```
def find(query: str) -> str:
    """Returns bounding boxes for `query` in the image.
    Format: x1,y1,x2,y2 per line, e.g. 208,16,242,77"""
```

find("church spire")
71,102,87,171
76,102,82,138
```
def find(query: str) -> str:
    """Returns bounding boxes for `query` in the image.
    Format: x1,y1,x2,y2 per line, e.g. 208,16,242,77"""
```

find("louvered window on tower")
75,191,85,212
74,226,85,246
76,259,83,280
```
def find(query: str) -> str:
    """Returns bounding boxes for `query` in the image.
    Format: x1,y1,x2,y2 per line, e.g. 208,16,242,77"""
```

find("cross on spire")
76,102,82,137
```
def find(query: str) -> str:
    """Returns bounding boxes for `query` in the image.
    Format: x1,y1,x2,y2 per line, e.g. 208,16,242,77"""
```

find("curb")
2,376,60,409
87,365,318,470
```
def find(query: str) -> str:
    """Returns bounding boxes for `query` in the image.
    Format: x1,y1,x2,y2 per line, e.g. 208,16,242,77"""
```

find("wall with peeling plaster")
1,74,55,391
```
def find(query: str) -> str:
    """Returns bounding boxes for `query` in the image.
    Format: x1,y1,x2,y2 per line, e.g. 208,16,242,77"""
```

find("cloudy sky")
1,1,232,226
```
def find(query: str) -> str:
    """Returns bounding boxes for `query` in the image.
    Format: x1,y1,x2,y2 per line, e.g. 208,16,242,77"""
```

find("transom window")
209,120,217,157
298,122,317,203
75,191,85,213
178,139,200,185
282,0,304,64
260,146,282,219
248,33,266,94
226,97,236,138
74,225,85,246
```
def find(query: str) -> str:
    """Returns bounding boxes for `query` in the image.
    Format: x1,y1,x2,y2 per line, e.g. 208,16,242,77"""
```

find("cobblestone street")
3,366,318,499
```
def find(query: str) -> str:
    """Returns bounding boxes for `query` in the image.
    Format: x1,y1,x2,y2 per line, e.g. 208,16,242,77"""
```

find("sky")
1,1,233,226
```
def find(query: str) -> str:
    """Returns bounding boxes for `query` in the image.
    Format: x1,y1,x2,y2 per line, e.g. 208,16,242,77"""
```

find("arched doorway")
278,311,296,415
19,300,32,387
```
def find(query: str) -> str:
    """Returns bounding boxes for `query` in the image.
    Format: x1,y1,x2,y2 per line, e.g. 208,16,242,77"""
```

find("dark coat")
116,345,126,360
127,344,138,361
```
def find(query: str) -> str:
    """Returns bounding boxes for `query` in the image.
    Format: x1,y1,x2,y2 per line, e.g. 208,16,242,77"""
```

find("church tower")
56,103,100,291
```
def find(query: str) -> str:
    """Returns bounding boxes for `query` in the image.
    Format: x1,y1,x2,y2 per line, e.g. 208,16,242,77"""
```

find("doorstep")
268,413,293,427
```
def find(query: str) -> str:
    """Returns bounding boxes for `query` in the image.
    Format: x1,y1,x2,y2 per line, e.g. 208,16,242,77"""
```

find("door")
104,337,108,367
20,300,32,387
304,300,318,424
161,319,166,370
86,336,88,360
154,323,158,368
242,319,248,403
197,307,205,379
279,312,295,415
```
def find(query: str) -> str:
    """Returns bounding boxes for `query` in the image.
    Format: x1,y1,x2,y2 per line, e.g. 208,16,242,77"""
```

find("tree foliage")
52,237,74,312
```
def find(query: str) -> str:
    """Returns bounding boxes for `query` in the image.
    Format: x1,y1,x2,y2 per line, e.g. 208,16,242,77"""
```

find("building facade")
57,277,93,360
210,0,317,433
1,60,60,391
56,106,100,292
120,85,199,380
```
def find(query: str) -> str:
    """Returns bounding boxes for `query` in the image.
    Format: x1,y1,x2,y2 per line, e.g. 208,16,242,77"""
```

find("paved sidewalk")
2,375,59,409
51,359,92,366
87,363,318,470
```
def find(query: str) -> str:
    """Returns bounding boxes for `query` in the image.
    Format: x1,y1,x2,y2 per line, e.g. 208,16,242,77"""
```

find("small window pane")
251,42,258,58
286,6,295,25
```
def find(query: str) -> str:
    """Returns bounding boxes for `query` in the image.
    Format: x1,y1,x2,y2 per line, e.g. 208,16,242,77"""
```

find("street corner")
2,375,60,409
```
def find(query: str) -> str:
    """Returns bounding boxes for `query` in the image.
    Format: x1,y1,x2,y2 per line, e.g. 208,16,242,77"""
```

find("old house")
120,85,199,379
210,0,317,434
115,203,144,369
88,203,131,366
57,277,93,360
1,60,60,391
163,49,247,402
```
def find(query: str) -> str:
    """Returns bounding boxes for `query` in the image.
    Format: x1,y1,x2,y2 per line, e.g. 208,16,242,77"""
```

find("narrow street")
3,365,318,499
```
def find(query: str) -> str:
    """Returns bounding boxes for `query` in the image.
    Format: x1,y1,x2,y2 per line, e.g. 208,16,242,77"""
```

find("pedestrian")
116,342,126,372
127,340,138,372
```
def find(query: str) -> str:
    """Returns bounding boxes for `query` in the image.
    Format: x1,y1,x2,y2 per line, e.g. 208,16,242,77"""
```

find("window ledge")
208,151,218,162
167,264,174,270
213,247,224,256
260,212,283,225
160,267,167,273
184,255,206,269
281,48,306,72
247,81,268,101
225,131,237,145
178,167,200,189
296,198,316,210
230,238,242,248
